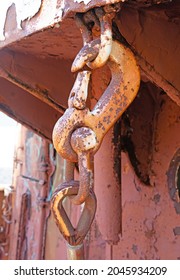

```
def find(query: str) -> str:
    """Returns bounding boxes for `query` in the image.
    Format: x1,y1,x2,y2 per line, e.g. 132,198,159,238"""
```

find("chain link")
73,6,115,72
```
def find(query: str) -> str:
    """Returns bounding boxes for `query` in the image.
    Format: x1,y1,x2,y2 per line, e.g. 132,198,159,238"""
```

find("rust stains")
173,227,180,236
121,82,162,186
16,191,31,260
112,119,121,185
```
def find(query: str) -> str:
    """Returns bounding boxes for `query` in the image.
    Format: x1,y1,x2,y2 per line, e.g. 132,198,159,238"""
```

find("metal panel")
8,126,53,259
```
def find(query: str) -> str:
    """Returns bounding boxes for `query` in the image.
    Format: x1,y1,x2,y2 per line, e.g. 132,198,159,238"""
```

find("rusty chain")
52,6,117,206
73,5,119,71
51,4,140,258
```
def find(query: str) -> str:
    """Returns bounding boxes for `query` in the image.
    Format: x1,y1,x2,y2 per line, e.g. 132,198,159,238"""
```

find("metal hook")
53,40,140,163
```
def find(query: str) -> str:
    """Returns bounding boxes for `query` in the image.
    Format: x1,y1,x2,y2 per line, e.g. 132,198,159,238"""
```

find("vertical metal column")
94,126,121,247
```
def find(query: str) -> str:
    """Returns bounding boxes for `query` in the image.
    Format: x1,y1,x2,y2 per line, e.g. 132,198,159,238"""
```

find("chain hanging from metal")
51,4,140,260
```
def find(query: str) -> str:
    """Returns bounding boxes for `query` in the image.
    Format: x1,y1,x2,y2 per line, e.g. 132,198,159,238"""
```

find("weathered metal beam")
0,0,121,50
0,66,64,114
0,50,74,111
0,78,61,141
0,1,171,50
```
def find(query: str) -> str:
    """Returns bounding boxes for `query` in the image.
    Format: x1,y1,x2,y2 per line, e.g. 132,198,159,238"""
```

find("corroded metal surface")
68,71,91,110
113,95,180,260
71,128,95,204
121,82,161,185
52,38,140,206
51,2,140,248
0,0,42,41
53,40,140,162
0,0,121,48
0,65,64,114
75,7,115,70
0,1,173,50
51,181,97,245
0,0,172,46
8,126,53,259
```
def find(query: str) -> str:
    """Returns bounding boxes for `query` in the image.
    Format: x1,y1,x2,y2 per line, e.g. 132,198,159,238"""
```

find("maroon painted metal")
94,127,121,244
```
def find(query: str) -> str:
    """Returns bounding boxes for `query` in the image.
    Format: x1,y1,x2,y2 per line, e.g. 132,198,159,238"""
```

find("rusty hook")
53,40,140,163
53,40,140,204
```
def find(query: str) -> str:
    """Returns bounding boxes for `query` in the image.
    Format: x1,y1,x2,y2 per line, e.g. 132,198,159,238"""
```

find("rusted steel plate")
0,0,121,50
0,1,171,50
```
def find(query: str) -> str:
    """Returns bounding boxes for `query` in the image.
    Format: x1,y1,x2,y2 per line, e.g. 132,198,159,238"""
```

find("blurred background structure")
0,112,17,188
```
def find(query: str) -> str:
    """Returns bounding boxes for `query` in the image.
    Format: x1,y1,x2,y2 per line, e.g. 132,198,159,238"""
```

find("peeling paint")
132,244,138,255
74,0,92,5
112,119,121,185
0,0,42,41
153,194,161,204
